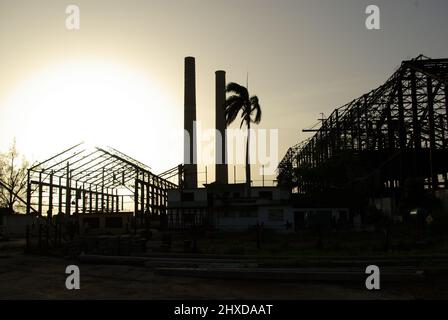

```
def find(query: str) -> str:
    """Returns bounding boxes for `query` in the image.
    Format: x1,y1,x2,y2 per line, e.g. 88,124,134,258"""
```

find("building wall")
250,187,290,200
167,186,349,232
216,207,349,232
167,189,207,207
291,208,349,229
77,213,133,235
217,206,295,233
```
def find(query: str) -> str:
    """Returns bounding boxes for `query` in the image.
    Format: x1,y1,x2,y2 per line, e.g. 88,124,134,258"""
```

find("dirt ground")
1,243,447,300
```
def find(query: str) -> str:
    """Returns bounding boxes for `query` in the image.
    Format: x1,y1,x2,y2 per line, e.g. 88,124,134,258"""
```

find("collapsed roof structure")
26,142,178,217
278,55,448,197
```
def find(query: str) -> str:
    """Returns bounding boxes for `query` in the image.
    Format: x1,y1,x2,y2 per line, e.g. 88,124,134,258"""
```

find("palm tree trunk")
245,120,251,189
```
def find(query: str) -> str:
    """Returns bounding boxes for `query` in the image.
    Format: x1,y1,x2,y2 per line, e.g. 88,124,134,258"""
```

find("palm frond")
240,117,246,129
226,82,249,101
225,100,243,126
224,84,262,128
250,96,262,124
223,95,240,109
240,103,251,119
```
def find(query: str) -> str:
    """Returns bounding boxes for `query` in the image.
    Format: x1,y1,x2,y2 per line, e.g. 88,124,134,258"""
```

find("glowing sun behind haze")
0,60,182,172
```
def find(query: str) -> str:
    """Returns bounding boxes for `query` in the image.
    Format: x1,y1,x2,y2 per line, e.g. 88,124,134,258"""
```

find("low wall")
1,214,36,237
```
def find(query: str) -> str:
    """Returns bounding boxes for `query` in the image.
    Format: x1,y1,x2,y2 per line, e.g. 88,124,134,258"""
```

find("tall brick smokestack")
215,70,228,184
183,57,197,188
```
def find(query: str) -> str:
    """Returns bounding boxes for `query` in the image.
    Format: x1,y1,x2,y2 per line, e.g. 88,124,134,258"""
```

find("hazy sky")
1,0,447,184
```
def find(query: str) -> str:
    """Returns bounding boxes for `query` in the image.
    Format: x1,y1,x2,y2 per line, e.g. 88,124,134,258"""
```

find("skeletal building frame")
278,56,448,194
26,143,178,217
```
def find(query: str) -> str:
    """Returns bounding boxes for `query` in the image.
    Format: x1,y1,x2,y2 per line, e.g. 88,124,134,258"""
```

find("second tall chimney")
184,57,198,188
215,70,228,184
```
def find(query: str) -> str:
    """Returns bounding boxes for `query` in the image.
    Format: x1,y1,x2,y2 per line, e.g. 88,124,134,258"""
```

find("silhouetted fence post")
46,223,49,249
192,224,198,252
38,223,42,252
25,225,30,253
256,223,262,250
144,217,151,240
58,221,62,246
317,226,323,249
54,222,58,246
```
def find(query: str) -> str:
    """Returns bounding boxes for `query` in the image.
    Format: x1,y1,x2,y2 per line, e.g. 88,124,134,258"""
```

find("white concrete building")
167,184,349,232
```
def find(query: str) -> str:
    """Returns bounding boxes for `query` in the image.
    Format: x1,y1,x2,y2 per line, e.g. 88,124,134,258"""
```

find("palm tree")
223,82,261,187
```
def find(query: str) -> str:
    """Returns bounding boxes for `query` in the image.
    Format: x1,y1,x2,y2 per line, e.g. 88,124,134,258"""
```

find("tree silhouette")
223,82,261,187
0,139,29,213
